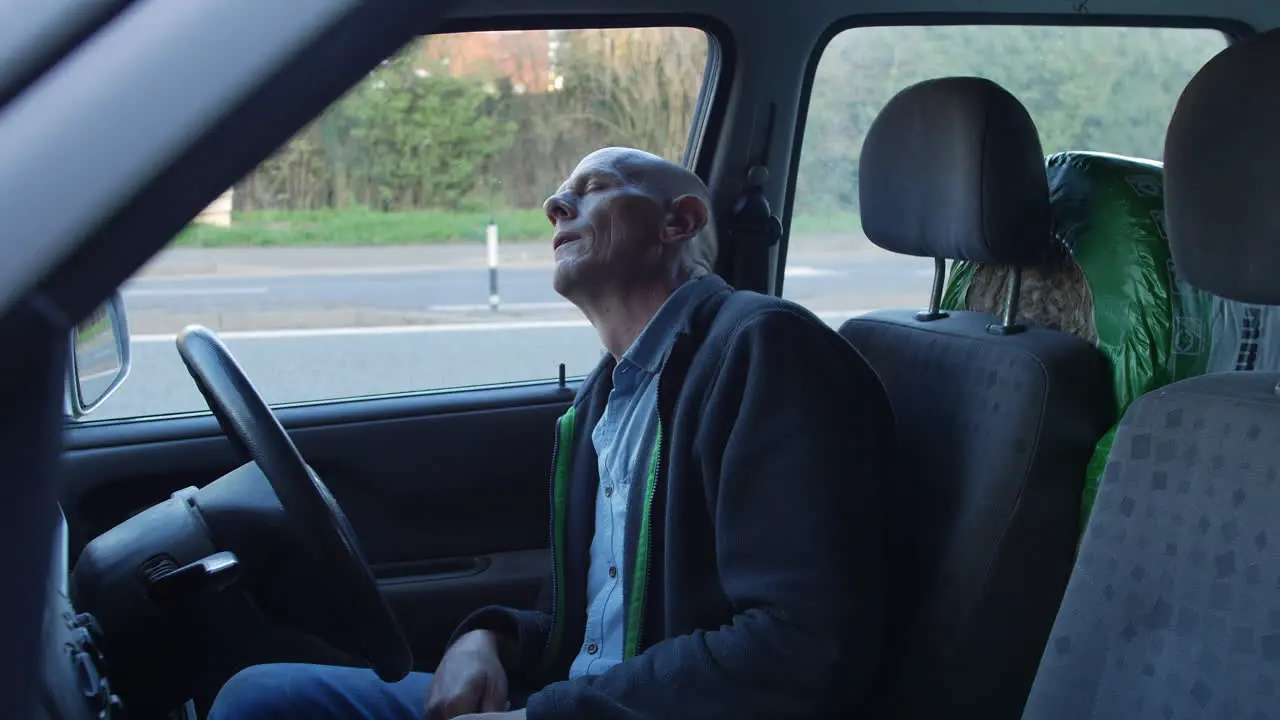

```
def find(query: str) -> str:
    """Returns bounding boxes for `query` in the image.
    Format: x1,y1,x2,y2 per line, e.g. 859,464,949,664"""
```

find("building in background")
195,189,234,227
420,30,555,94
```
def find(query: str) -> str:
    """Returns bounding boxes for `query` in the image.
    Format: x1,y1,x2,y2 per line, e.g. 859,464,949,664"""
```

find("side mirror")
66,293,131,419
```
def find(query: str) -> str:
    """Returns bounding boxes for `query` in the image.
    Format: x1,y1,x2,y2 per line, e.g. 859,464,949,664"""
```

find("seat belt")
726,165,782,294
724,101,782,293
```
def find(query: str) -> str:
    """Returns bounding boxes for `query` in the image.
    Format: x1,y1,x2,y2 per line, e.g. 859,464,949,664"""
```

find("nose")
544,193,576,225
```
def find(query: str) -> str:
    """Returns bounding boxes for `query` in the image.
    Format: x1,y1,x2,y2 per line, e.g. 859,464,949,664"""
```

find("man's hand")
453,710,526,720
423,629,510,719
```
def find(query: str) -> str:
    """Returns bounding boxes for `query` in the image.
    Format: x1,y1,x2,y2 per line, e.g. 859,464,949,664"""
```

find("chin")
551,267,577,299
553,264,601,303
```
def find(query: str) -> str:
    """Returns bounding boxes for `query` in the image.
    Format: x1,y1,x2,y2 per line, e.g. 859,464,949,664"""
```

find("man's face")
543,150,667,299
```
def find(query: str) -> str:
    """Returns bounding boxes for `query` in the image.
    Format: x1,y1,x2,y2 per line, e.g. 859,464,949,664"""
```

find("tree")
553,27,707,162
235,38,517,211
234,25,1228,219
794,25,1226,215
480,27,710,207
334,43,516,209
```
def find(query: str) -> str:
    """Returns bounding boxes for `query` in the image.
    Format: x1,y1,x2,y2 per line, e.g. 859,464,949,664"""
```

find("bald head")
569,147,705,198
548,147,718,282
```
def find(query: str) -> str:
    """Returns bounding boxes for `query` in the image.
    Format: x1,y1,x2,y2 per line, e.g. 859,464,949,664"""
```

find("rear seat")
943,150,1272,523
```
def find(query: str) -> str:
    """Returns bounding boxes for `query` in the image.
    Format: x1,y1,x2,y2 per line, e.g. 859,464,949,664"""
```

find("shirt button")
608,566,617,578
587,643,598,655
604,486,613,497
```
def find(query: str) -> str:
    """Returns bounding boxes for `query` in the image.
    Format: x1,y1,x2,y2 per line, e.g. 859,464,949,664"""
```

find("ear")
662,195,709,246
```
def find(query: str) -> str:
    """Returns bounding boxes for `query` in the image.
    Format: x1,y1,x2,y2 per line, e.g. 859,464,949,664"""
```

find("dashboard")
37,466,304,720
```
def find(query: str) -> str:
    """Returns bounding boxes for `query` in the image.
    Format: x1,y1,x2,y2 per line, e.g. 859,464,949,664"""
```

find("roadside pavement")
135,233,876,279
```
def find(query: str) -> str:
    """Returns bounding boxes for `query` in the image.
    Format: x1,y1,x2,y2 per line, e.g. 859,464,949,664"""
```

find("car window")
783,24,1229,315
90,27,711,421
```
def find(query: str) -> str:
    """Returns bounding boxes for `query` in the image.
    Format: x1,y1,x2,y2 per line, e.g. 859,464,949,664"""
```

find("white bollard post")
486,220,500,311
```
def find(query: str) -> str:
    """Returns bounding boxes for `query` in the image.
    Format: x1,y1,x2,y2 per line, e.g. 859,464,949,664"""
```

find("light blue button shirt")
567,276,719,678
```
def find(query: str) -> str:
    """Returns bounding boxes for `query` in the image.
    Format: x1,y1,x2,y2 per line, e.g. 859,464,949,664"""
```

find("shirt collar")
621,275,721,375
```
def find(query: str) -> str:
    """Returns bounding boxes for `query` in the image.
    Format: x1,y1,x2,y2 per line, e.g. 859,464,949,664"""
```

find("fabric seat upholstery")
843,76,1116,719
1022,28,1280,720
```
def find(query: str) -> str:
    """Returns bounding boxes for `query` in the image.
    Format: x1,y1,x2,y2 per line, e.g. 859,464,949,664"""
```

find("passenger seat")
1023,28,1280,719
844,77,1116,719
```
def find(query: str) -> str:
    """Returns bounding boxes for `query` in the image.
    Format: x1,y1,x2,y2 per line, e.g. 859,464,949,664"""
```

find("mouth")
553,232,582,251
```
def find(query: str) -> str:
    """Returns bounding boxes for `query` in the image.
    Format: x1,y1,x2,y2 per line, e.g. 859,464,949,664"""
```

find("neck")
579,269,694,360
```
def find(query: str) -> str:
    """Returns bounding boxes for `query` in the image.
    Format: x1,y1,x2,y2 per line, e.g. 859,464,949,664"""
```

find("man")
209,147,891,719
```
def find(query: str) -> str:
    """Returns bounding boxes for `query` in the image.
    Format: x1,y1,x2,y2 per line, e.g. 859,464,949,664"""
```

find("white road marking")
131,319,594,343
428,301,573,312
135,259,846,283
130,310,872,344
784,265,839,278
124,286,268,297
78,366,122,381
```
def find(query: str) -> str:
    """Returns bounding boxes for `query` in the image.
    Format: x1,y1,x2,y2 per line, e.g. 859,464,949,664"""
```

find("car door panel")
378,547,549,665
59,381,578,668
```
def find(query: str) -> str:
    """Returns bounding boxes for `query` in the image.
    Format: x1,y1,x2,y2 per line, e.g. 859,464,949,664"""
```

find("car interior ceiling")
4,0,1280,717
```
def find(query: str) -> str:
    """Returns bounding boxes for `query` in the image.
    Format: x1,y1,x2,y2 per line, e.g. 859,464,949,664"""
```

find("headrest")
1165,29,1280,305
859,77,1051,265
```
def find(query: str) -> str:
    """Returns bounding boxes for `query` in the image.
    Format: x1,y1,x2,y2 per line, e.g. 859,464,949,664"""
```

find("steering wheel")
175,325,412,682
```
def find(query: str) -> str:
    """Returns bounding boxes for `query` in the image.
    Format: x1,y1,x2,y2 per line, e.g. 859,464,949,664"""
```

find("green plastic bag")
943,151,1214,524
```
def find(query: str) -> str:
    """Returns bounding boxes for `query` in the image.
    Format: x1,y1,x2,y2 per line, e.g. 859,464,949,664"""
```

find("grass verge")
174,208,863,248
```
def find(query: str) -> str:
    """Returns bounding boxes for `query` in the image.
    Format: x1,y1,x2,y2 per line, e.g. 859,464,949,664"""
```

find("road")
85,242,934,420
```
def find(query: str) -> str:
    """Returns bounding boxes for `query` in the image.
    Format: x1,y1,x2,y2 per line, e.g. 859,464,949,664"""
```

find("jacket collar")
623,275,727,375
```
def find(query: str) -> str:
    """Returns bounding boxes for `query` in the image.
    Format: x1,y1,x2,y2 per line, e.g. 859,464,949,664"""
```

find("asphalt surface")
85,241,934,420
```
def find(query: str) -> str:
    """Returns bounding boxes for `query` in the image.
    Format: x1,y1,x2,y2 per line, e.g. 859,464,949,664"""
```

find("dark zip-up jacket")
448,275,893,719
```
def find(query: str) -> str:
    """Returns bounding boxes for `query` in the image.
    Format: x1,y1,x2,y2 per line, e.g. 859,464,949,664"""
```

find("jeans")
208,663,434,719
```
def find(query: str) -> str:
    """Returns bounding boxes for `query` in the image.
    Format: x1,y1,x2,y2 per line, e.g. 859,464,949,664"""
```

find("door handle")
373,556,490,583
